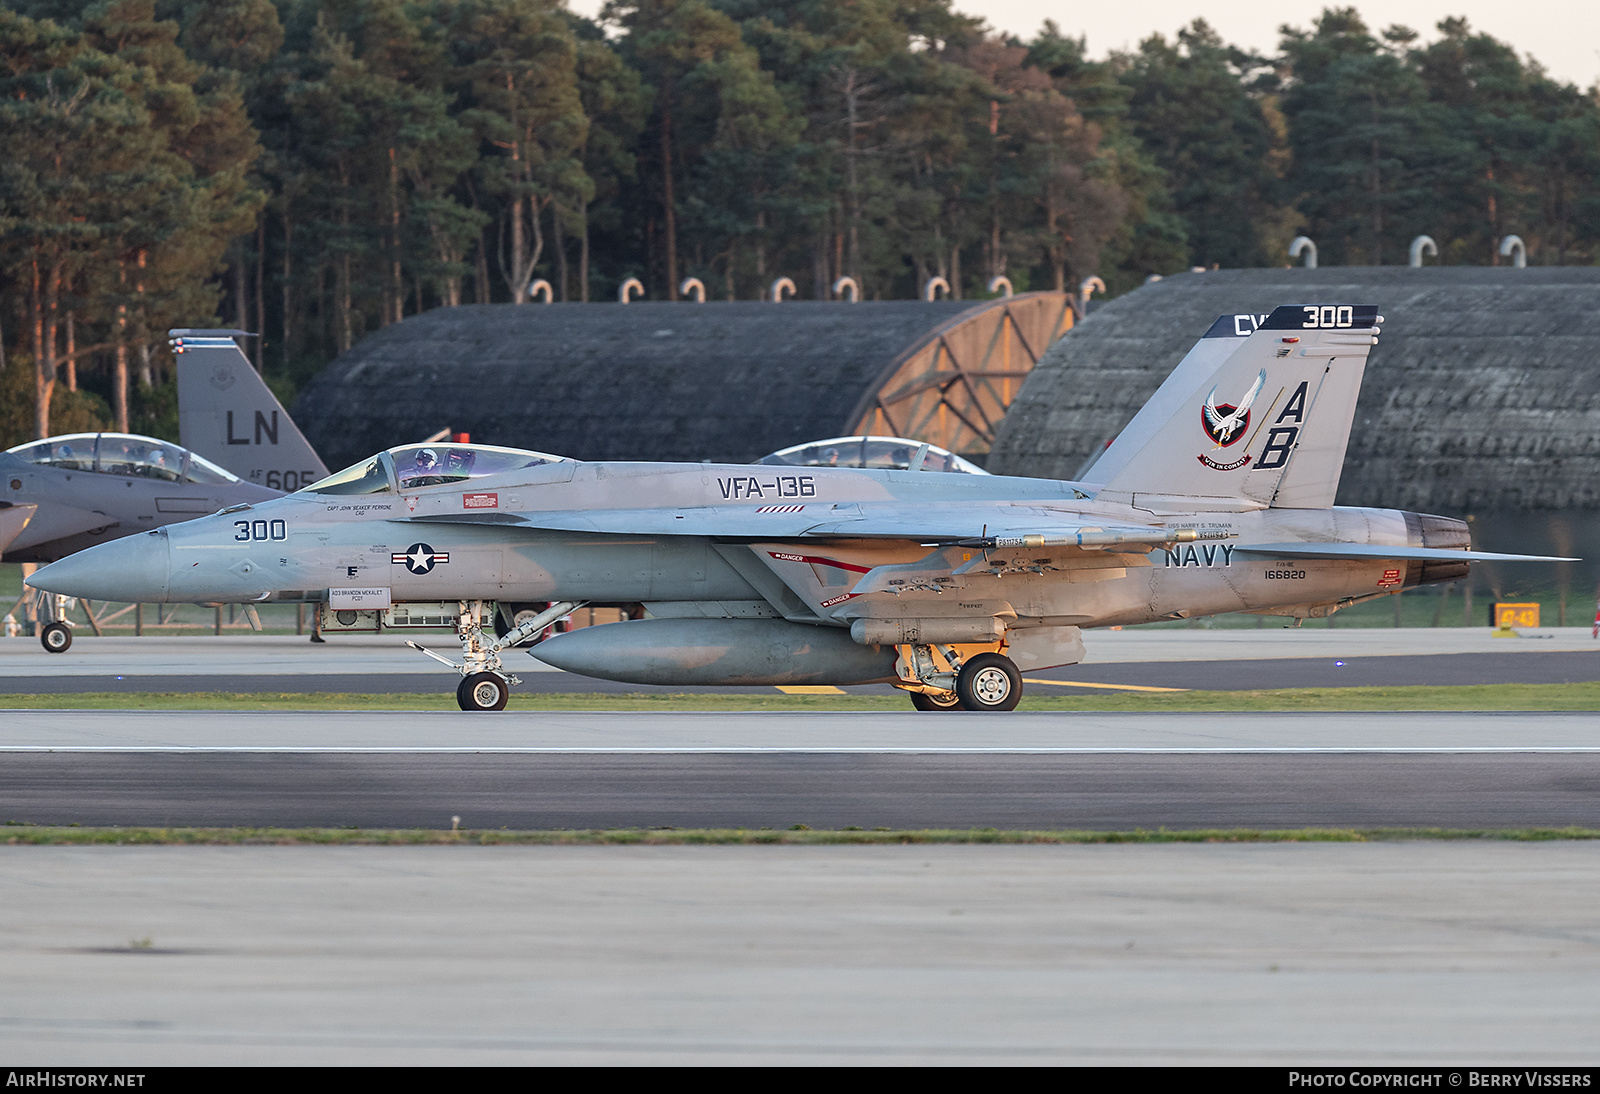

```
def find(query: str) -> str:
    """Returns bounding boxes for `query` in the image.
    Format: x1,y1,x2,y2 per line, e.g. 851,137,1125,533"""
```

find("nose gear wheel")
457,672,509,711
40,621,72,653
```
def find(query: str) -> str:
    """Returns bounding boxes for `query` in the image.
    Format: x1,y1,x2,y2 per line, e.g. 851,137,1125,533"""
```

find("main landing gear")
897,644,1023,712
406,599,585,711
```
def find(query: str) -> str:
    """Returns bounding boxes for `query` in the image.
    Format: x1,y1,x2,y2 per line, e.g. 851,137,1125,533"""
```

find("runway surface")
5,710,1600,829
5,842,1599,1064
6,635,1600,1064
3,628,1598,693
4,631,1598,829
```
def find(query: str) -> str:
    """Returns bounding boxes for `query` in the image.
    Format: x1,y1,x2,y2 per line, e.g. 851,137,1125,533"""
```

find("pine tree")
1119,20,1296,269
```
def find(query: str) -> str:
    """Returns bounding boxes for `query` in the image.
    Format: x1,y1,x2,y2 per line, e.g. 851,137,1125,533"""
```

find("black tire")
40,621,72,654
955,653,1021,712
456,671,509,712
909,690,961,711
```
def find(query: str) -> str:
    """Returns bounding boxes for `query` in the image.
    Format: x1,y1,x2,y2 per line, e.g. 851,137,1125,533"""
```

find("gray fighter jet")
0,329,327,651
27,303,1572,709
1,430,281,650
759,436,988,475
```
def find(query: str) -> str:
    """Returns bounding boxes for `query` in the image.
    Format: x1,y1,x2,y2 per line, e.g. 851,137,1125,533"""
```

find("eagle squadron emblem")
1201,369,1266,448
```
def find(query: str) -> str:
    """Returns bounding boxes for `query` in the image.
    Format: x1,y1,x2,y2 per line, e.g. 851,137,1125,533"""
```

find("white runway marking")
4,709,1600,753
3,745,1600,754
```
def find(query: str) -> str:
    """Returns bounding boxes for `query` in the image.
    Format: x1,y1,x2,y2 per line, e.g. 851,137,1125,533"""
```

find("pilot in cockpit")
406,447,445,487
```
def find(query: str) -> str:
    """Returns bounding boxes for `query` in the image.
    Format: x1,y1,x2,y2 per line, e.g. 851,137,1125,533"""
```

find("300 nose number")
234,519,287,542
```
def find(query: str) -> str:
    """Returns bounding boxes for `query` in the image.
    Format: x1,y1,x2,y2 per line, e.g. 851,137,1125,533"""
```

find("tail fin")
172,329,329,491
1097,305,1381,510
1082,312,1266,484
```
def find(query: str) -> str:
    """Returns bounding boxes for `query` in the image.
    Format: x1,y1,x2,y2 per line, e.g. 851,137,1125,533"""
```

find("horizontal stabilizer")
1234,542,1577,563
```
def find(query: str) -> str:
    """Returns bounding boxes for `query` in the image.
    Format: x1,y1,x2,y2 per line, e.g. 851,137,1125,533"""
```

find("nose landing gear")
35,593,76,653
406,599,585,711
40,620,72,653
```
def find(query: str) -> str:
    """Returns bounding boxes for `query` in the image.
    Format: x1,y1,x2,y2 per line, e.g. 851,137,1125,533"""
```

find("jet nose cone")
27,529,171,602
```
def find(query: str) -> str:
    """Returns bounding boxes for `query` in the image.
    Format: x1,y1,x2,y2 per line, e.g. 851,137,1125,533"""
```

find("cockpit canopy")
6,433,240,484
758,436,989,475
301,443,572,495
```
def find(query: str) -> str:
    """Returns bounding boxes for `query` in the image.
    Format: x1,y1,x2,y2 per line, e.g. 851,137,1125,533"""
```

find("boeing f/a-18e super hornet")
26,304,1570,710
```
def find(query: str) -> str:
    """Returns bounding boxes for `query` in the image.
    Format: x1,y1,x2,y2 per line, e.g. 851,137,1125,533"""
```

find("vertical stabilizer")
173,330,329,490
1081,313,1265,484
1098,305,1381,509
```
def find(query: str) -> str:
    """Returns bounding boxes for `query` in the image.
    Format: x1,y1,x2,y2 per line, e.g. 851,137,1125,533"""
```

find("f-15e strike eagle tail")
1090,304,1380,511
173,329,329,491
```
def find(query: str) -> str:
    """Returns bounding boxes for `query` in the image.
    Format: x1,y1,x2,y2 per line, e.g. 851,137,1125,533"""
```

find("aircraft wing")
403,503,1199,549
1233,542,1577,562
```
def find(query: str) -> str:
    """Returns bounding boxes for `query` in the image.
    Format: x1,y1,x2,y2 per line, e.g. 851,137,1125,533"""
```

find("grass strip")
2,681,1600,711
5,825,1600,845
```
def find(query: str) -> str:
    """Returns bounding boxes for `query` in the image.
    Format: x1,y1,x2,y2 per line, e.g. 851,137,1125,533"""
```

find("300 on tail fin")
172,330,330,491
1097,305,1381,510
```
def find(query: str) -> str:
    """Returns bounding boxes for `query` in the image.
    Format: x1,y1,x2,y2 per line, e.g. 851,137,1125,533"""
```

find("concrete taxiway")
3,842,1598,1065
4,710,1600,829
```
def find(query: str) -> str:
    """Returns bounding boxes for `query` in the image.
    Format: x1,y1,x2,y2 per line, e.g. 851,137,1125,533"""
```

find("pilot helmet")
415,448,439,470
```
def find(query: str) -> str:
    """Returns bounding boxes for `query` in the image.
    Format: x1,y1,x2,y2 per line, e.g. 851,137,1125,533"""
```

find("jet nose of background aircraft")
27,528,171,603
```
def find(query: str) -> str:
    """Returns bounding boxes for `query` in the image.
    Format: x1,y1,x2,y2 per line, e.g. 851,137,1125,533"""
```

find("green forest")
1,0,1597,448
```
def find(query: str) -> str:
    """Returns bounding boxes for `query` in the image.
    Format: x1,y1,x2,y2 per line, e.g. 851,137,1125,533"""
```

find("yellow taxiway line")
775,681,1187,695
1022,678,1189,693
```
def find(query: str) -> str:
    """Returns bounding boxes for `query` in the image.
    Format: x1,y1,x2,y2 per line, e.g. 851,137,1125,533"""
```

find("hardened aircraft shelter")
988,266,1600,586
293,293,1073,472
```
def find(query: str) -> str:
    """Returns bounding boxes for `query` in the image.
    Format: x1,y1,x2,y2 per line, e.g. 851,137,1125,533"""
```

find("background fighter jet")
1,431,281,650
28,304,1573,710
7,328,476,652
1,330,313,651
759,436,988,475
